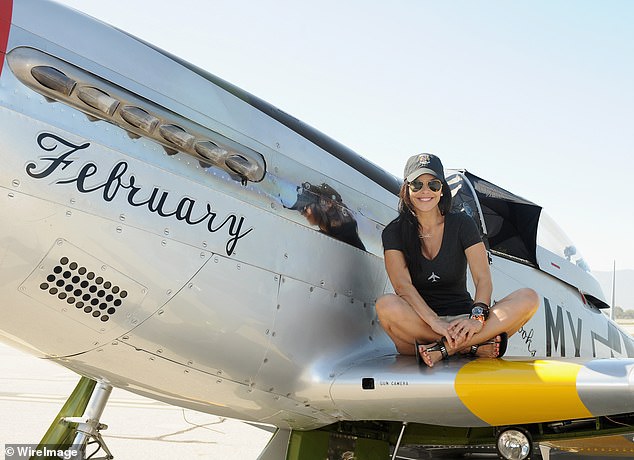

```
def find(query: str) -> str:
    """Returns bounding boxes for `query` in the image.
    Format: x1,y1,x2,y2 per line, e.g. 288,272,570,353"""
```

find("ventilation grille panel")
20,239,147,333
39,256,128,323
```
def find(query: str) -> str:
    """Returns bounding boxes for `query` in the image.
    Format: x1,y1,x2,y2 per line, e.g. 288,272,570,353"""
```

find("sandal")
415,338,449,367
498,332,508,357
468,332,508,358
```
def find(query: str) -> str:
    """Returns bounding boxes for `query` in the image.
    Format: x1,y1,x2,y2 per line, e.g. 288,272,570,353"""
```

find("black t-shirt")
382,212,482,316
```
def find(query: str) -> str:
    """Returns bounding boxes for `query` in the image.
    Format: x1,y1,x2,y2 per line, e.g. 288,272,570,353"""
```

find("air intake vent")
39,256,128,323
20,239,147,333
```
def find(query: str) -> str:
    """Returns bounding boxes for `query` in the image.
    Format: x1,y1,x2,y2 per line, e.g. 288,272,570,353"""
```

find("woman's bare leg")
418,288,540,366
376,294,441,355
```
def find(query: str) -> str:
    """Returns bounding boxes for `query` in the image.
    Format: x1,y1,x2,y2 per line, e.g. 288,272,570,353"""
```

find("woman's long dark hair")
397,180,452,272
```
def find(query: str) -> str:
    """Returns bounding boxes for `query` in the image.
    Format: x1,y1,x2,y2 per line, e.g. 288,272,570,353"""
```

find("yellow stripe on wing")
455,359,593,425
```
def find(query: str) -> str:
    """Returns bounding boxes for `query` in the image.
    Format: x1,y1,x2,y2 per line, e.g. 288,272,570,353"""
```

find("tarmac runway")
0,342,273,459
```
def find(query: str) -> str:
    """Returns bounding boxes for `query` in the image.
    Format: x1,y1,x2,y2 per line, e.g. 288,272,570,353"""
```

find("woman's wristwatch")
470,302,490,324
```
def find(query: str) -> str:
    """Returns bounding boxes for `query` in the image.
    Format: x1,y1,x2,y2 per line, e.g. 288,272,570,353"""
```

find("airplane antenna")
610,260,616,321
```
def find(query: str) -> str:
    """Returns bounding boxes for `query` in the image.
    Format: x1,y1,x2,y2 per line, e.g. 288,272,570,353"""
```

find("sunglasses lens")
409,179,442,192
428,180,442,192
409,181,423,192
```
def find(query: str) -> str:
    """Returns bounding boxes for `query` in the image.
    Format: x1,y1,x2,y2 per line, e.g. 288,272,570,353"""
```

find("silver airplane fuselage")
2,0,634,445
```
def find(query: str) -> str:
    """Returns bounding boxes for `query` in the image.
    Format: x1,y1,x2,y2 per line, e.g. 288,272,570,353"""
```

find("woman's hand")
428,317,457,348
449,317,483,346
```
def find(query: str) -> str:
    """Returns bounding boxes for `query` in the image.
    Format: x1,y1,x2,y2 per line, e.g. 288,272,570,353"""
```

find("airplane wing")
329,355,634,427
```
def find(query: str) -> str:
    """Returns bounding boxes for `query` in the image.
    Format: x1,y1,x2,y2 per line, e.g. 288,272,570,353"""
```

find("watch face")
472,306,484,316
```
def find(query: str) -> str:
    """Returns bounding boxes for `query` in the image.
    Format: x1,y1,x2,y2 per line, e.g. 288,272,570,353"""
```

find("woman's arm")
466,242,492,306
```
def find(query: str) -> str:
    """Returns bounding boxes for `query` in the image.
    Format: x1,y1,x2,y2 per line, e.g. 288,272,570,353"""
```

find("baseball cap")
404,153,444,182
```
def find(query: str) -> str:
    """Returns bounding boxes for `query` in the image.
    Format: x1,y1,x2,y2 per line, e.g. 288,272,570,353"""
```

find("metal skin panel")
9,0,398,207
122,254,280,384
330,355,487,427
50,341,337,431
536,245,608,306
18,239,147,334
488,255,634,360
0,186,210,357
0,112,215,355
257,275,389,412
576,359,634,416
0,39,391,288
0,92,382,300
331,356,634,428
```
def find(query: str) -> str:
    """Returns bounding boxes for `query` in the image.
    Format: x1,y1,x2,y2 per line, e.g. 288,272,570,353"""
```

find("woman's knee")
375,294,401,320
496,288,539,318
516,287,540,315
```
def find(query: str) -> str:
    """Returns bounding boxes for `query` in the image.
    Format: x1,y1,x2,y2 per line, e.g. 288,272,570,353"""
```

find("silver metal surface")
8,46,267,183
53,340,336,430
577,359,634,415
19,239,147,334
2,0,634,440
330,355,488,427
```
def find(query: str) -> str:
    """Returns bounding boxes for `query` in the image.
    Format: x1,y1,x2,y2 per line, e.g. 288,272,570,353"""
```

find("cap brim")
406,168,439,182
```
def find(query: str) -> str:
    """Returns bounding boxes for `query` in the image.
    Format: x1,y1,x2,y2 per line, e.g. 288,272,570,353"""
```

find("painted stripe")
455,359,592,425
0,0,13,77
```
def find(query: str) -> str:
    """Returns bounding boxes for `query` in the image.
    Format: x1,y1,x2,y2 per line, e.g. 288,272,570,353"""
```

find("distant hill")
592,269,634,310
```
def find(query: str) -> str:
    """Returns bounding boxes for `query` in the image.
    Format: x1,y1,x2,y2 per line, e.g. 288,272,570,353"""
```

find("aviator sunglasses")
408,178,443,193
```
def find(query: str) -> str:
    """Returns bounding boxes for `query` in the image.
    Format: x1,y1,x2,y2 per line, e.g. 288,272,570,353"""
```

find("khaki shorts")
440,313,470,323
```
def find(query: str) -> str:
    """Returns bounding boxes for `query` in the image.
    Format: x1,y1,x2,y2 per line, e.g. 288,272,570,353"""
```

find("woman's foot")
469,335,502,358
464,332,508,358
416,339,449,367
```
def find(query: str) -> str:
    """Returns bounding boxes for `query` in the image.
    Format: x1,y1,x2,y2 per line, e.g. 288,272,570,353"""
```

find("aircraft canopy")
447,170,607,308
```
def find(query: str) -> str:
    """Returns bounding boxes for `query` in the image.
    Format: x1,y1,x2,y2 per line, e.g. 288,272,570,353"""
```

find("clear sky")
53,0,634,272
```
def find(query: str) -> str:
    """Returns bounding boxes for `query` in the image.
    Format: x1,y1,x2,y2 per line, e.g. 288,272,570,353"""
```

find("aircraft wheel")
496,426,533,460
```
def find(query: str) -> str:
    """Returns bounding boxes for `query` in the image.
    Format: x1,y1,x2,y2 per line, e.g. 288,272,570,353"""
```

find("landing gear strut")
65,380,114,459
38,377,114,459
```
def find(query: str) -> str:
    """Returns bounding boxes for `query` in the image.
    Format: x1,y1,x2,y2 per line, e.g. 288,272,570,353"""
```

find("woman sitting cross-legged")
376,153,539,367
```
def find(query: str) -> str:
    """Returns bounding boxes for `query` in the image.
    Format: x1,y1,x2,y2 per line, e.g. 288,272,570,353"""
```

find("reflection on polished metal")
159,124,196,150
195,140,228,164
5,2,634,458
225,154,258,179
8,47,266,183
120,106,160,133
330,357,634,427
76,87,120,116
31,66,76,96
